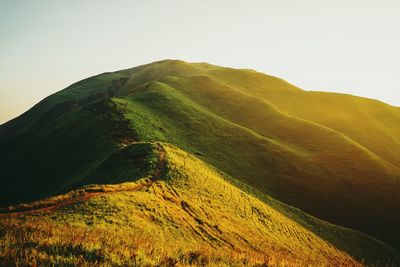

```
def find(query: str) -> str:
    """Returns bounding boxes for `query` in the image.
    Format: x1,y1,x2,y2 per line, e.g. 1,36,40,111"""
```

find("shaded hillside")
1,60,400,250
0,99,138,204
1,143,398,266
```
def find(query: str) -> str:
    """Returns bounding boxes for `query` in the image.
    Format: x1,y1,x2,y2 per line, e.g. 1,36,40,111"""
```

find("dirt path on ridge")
0,144,167,218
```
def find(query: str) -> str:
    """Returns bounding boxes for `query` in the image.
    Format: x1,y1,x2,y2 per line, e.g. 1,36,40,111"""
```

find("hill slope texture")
1,143,399,266
1,60,400,265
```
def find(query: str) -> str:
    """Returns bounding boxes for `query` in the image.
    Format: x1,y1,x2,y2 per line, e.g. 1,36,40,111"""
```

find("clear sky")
1,0,400,124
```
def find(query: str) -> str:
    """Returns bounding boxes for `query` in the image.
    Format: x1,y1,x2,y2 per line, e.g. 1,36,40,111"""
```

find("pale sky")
1,0,400,124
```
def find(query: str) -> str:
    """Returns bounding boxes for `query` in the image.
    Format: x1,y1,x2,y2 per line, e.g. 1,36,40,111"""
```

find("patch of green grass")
0,99,136,204
75,142,159,186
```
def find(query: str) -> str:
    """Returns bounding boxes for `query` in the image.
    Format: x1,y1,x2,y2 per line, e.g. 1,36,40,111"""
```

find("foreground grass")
1,143,398,266
0,218,333,266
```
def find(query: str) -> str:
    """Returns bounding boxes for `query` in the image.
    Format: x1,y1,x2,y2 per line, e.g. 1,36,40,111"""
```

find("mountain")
1,143,398,266
1,59,400,264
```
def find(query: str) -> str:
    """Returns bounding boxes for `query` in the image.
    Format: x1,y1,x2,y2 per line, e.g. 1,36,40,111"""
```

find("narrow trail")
154,143,166,181
0,143,167,218
0,182,152,218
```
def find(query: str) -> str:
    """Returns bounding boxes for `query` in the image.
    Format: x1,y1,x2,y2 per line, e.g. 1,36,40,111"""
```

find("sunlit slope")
1,143,398,266
113,62,400,248
1,59,400,249
207,67,400,168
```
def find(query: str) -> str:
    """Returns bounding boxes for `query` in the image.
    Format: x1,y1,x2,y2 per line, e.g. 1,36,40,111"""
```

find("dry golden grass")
3,143,397,266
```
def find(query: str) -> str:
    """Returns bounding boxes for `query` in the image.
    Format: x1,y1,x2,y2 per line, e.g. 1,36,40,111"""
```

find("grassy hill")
1,59,400,256
1,143,399,266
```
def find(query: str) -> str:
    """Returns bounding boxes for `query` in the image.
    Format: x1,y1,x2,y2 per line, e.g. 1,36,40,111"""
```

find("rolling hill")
1,59,400,265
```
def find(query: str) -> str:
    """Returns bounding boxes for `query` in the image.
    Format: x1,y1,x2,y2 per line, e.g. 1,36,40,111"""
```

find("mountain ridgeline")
1,60,400,265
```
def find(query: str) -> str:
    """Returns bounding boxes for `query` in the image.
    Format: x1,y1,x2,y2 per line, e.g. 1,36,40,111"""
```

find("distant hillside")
1,143,398,266
1,59,400,252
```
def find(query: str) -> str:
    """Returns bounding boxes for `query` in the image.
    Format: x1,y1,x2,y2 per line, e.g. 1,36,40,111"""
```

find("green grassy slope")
0,72,127,138
130,73,400,248
1,143,398,266
0,99,138,204
1,59,400,250
207,67,400,168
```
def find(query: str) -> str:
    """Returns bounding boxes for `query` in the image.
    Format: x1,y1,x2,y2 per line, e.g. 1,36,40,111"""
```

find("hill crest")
1,60,400,254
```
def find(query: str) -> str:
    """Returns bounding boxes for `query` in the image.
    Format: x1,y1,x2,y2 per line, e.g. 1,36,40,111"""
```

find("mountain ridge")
1,59,400,257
